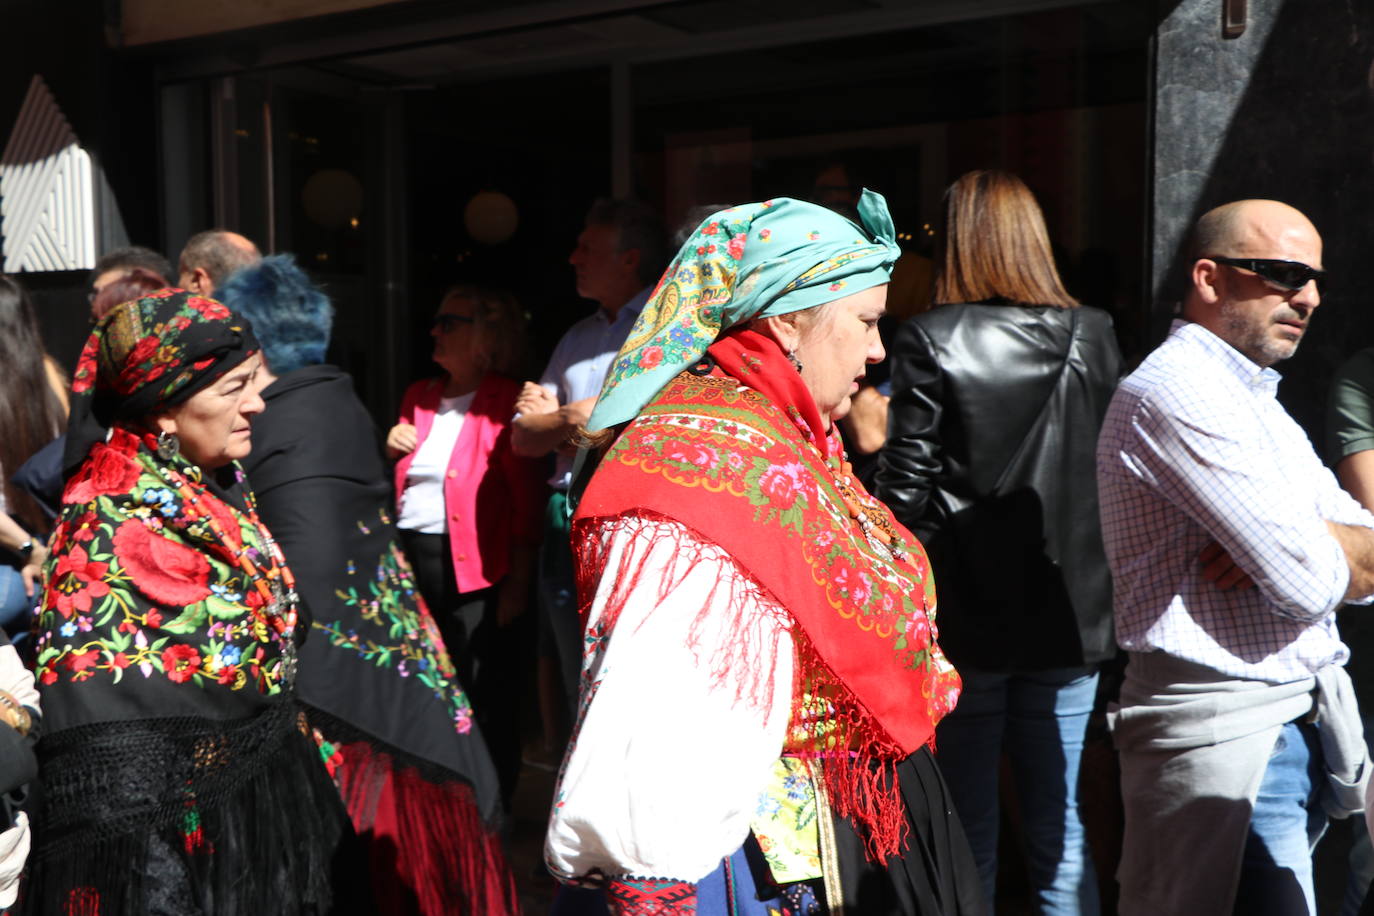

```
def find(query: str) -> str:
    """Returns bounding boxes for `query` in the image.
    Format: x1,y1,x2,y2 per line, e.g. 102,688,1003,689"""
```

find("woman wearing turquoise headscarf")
545,192,982,915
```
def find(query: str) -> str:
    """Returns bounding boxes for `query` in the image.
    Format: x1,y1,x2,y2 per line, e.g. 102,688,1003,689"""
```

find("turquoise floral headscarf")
587,188,900,431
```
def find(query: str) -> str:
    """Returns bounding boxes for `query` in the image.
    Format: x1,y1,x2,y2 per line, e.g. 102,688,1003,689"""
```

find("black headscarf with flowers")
63,288,259,479
28,290,357,914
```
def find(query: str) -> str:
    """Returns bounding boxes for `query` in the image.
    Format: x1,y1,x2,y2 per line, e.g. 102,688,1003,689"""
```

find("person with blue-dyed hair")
220,257,519,915
216,254,333,373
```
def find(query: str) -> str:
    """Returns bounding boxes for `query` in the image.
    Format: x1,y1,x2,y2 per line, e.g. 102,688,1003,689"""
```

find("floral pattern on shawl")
751,756,822,884
315,523,475,735
36,428,293,694
71,288,237,400
577,365,956,752
606,376,950,685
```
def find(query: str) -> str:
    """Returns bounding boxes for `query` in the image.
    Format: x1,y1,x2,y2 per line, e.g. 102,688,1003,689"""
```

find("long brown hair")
933,170,1078,309
0,275,66,530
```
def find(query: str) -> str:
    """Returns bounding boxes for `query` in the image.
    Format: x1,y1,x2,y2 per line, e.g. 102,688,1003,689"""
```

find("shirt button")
450,514,460,522
456,554,467,562
447,470,457,478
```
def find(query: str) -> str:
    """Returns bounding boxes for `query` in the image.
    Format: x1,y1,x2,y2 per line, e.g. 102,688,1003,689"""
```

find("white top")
1097,320,1374,683
397,392,474,534
533,288,650,489
545,516,795,883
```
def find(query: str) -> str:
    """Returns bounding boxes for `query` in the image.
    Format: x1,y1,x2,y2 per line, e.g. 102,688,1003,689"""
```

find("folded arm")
1327,521,1374,600
1131,391,1363,619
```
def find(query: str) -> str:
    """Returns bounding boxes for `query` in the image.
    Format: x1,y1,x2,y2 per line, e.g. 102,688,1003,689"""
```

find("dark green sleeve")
1326,349,1374,466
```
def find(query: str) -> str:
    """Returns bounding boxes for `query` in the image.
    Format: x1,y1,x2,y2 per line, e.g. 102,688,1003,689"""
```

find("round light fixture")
302,169,363,230
464,190,519,245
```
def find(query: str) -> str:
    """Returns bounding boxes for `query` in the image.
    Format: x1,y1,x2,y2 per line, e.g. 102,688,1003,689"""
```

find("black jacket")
875,303,1122,670
240,364,503,820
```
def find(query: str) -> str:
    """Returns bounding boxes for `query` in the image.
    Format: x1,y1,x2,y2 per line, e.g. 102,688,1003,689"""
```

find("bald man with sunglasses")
1097,199,1374,916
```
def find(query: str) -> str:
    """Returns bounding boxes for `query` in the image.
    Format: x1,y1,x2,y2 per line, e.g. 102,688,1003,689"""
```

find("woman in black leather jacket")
875,170,1121,916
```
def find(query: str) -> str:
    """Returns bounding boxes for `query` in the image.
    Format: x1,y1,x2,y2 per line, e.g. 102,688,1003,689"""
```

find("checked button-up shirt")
1096,319,1374,684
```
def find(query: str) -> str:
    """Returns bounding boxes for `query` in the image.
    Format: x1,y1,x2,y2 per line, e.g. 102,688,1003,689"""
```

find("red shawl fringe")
574,512,909,861
335,742,518,916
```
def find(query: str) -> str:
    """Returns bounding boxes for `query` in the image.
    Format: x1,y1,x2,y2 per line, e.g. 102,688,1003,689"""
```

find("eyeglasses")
1210,256,1327,295
431,313,476,333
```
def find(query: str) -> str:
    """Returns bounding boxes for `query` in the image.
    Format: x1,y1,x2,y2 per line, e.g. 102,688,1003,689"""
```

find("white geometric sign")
0,75,97,272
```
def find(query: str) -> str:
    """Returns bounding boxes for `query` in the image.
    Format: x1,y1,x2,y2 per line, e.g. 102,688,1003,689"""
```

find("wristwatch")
14,541,32,563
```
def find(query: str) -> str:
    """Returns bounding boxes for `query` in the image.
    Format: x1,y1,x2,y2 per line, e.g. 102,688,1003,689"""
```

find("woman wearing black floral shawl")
222,255,517,915
27,290,367,914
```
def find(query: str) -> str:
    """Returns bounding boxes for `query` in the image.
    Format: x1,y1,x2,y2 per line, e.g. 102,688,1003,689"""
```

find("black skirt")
832,746,985,915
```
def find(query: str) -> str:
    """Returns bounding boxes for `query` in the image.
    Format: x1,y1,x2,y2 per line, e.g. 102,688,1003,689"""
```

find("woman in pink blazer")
387,285,545,805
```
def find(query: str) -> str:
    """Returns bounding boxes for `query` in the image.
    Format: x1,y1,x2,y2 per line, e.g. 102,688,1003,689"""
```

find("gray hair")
178,229,261,289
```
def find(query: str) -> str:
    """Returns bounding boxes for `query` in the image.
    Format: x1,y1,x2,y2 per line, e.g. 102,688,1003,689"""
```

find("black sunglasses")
431,313,476,332
1210,256,1327,295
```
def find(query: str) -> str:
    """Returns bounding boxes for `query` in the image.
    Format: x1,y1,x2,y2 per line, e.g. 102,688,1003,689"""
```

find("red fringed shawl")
573,328,961,860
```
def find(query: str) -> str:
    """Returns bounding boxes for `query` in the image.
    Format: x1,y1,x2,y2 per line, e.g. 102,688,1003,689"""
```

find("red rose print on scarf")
71,510,99,543
829,560,873,609
161,644,202,683
922,665,960,717
50,544,111,619
639,346,664,369
905,612,930,647
115,336,163,393
832,562,873,606
71,347,99,394
189,297,231,320
662,440,718,469
113,519,213,606
757,462,809,509
65,443,144,504
62,648,102,676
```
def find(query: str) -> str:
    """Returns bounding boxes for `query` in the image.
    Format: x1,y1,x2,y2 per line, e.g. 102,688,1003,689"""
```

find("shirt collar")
1170,319,1281,396
597,286,650,328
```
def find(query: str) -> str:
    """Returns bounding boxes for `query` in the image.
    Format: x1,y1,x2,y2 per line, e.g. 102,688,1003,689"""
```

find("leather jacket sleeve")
875,318,945,532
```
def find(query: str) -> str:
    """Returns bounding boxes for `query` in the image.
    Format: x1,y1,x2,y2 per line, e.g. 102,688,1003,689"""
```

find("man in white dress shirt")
513,199,666,731
1097,199,1374,915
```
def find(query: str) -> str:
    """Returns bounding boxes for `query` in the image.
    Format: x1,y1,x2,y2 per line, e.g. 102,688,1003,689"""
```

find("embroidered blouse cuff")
605,876,699,916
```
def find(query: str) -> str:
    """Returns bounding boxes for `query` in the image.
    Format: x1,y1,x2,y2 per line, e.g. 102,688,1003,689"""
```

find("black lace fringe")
22,698,369,915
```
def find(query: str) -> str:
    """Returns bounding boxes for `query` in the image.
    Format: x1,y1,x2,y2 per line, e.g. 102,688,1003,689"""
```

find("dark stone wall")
1152,0,1374,443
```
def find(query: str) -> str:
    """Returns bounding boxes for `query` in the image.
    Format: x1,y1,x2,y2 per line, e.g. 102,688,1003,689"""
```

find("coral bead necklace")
144,433,300,685
830,450,906,563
